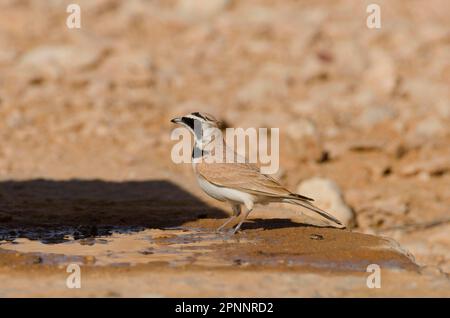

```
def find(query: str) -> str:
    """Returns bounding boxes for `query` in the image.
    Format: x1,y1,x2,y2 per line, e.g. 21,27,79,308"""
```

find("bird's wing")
196,162,313,200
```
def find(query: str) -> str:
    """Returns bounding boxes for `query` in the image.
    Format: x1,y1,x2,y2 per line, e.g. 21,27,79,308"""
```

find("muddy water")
0,228,254,267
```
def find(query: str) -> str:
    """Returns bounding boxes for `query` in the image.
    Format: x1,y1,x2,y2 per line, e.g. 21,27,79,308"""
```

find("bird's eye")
181,117,196,130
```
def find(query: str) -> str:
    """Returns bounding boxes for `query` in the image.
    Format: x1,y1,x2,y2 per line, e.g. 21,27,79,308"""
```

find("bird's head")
171,112,221,141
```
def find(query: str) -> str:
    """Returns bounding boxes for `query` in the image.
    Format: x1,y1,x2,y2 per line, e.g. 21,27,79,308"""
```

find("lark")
171,112,344,234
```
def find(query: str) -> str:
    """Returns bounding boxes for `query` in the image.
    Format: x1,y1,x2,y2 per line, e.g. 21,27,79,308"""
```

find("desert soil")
0,0,449,297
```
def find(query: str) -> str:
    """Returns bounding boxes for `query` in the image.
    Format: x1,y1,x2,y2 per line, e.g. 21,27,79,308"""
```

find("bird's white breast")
196,175,254,205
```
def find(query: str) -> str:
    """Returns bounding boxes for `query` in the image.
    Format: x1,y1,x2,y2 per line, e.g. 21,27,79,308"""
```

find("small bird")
171,112,344,234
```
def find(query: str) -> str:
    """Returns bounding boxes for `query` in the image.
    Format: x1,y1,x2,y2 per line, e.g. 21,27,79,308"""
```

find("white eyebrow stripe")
185,116,197,121
192,112,208,120
186,114,205,121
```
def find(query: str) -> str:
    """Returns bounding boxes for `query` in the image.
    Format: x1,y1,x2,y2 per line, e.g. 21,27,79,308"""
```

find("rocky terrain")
0,0,449,297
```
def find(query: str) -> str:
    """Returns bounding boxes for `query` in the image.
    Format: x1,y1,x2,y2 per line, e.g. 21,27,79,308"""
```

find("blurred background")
0,0,449,276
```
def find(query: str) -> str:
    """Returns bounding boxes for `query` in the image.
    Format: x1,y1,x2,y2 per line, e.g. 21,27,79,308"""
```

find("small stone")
316,150,330,164
32,256,43,264
309,234,324,240
347,139,385,152
84,256,96,265
139,249,154,255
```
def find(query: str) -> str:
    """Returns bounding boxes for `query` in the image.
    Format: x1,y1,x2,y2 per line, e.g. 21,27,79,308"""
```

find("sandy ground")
0,0,449,297
1,224,448,297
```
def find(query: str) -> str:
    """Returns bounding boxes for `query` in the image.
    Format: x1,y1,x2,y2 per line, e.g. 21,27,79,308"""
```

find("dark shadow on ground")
240,218,309,231
0,179,226,243
239,218,339,231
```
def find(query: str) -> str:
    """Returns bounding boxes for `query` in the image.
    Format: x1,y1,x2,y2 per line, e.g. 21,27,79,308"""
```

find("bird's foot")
215,227,226,234
215,215,237,233
231,223,243,235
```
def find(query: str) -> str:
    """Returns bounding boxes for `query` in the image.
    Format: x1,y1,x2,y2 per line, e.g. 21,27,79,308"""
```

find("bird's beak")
171,117,182,124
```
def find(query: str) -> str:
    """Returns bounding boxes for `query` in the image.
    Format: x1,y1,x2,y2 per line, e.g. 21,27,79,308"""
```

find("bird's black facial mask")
182,116,203,141
181,116,195,130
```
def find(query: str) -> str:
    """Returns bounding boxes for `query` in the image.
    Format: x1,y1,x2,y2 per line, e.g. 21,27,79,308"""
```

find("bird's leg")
232,205,253,235
216,204,241,232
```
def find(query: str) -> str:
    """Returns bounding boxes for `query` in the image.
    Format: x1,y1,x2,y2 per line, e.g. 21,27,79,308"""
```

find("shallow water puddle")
0,228,248,267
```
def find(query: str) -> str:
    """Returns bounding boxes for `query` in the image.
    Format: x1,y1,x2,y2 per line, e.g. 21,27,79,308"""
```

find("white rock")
297,177,355,227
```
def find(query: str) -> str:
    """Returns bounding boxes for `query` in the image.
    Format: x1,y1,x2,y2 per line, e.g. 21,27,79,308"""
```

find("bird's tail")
283,198,345,228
